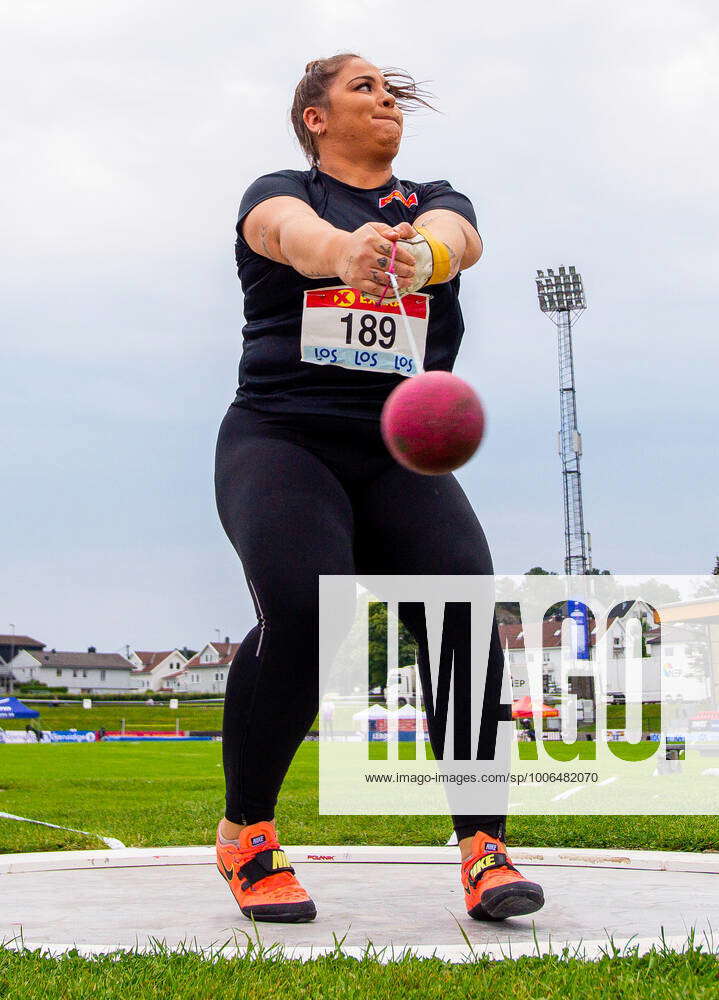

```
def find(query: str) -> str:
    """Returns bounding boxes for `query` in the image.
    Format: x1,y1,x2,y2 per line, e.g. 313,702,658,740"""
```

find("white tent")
352,704,390,722
390,703,427,719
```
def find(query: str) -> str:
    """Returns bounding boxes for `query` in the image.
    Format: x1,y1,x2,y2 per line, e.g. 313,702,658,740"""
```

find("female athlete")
214,53,545,924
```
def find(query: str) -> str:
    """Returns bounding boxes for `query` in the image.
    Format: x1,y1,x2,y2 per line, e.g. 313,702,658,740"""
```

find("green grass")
3,740,718,983
2,699,660,736
2,742,719,855
2,702,322,734
1,703,225,733
576,702,664,733
1,940,719,998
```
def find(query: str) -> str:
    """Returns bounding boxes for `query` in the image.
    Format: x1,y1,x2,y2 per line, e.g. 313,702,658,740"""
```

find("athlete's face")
314,58,403,160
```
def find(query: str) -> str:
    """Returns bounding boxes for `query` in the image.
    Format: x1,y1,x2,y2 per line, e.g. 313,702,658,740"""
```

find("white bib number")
300,286,429,377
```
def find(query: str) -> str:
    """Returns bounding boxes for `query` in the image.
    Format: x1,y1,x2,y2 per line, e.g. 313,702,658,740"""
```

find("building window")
82,669,88,677
100,670,106,681
73,669,78,678
56,668,62,677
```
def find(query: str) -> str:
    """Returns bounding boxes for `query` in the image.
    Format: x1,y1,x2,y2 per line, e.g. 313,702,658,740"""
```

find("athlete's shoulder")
250,167,313,185
240,168,313,199
237,169,315,229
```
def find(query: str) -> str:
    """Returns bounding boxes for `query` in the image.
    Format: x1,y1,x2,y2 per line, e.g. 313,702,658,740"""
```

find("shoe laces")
463,849,523,887
223,838,306,897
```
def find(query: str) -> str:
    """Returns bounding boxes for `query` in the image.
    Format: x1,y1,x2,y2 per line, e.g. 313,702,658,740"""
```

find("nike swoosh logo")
219,858,233,881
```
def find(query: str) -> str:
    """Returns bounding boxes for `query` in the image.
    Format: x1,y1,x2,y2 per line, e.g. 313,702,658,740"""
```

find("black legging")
214,402,507,843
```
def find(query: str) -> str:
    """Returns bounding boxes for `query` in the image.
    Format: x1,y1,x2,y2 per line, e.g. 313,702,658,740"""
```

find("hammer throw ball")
380,370,485,475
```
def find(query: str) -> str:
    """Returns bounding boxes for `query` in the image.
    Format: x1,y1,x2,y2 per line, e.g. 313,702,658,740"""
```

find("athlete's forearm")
278,215,350,280
276,214,417,295
413,211,483,279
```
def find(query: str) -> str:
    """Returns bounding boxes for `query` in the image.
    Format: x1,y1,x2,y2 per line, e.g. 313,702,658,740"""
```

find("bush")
85,692,223,702
19,691,223,703
17,685,68,695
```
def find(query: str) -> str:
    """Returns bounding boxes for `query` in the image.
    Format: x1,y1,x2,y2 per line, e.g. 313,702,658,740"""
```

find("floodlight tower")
535,266,591,575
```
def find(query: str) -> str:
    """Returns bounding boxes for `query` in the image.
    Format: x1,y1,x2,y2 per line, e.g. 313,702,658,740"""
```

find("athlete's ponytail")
290,54,436,167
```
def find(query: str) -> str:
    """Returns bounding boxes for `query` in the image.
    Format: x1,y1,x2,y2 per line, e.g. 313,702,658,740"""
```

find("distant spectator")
320,699,335,740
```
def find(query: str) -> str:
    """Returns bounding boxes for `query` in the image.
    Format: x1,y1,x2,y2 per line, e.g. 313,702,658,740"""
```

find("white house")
128,649,189,692
166,641,240,695
500,612,656,699
0,634,46,693
9,648,137,694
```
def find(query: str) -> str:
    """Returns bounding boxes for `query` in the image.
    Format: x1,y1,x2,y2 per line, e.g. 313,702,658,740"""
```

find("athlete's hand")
391,222,419,240
333,222,417,296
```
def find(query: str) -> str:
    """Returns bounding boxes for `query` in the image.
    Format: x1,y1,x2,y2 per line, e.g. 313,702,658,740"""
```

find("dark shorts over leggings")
214,402,508,843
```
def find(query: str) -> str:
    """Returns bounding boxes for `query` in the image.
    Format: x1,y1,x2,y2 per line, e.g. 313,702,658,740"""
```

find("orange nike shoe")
216,820,317,923
461,831,545,921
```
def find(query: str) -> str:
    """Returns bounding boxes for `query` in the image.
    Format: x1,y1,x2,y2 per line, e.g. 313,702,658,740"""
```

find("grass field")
1,699,653,734
2,702,224,733
4,715,717,990
2,943,719,999
2,742,719,854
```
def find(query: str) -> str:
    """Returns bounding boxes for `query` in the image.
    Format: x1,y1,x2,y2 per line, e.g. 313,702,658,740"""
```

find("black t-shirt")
232,166,478,420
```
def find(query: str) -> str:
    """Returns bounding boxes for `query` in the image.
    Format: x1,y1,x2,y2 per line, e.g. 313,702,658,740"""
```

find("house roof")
30,651,134,670
132,650,180,673
0,635,45,648
211,642,239,658
499,618,622,650
499,621,575,649
183,656,234,670
184,643,239,669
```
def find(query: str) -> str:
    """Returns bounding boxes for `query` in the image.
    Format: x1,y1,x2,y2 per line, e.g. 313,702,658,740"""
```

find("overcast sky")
2,0,717,654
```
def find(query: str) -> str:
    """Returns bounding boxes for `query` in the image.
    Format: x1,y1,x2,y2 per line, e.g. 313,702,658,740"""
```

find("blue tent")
0,697,40,719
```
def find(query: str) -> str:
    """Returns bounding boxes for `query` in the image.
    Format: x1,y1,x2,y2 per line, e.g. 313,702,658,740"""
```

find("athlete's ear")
303,106,326,134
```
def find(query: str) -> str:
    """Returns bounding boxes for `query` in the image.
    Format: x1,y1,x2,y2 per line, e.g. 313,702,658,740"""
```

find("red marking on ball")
380,371,485,475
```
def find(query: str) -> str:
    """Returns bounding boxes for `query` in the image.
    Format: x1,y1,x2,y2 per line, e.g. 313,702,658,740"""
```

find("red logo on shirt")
378,190,418,209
